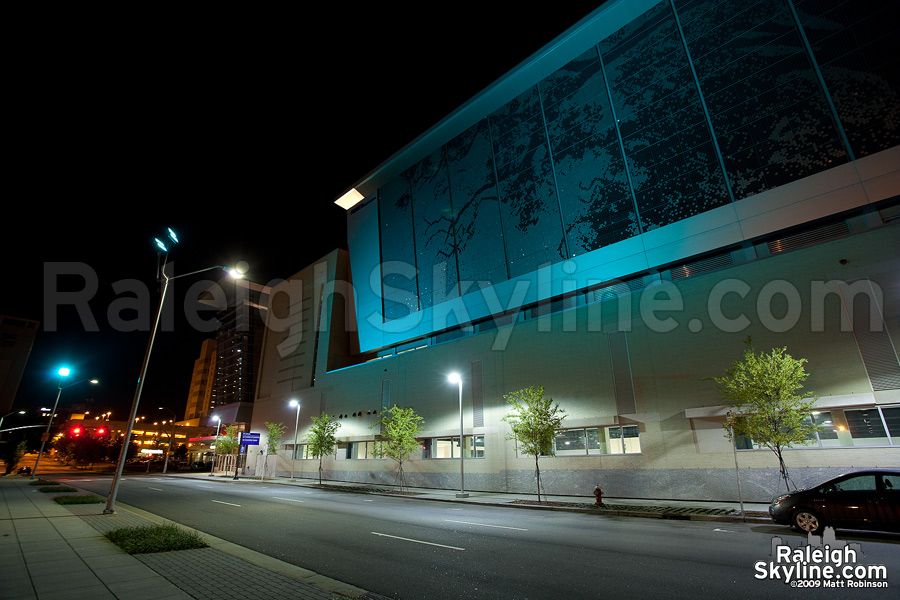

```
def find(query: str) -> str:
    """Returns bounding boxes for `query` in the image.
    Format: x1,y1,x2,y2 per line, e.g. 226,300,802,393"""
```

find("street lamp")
0,410,26,440
32,368,98,479
448,373,468,498
105,228,245,514
289,399,300,481
159,407,177,474
209,416,222,477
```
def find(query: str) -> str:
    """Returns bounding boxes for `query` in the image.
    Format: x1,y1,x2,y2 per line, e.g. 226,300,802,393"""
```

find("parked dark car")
769,469,900,533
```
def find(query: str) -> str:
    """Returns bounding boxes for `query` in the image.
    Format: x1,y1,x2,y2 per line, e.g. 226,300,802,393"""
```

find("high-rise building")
250,0,899,501
184,338,216,421
204,277,269,424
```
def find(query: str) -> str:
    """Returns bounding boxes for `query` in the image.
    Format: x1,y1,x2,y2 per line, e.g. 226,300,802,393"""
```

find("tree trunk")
318,457,324,485
534,455,542,503
776,447,790,492
397,461,405,492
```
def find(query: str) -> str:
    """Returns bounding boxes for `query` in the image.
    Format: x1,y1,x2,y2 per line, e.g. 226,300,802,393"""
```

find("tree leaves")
712,337,818,491
501,385,566,501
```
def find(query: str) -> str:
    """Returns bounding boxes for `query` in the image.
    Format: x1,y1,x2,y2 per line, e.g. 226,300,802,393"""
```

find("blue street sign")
239,432,260,446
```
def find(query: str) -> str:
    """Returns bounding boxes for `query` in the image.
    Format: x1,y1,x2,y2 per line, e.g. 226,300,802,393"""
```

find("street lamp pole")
105,228,245,514
289,399,300,481
727,411,746,521
0,410,26,440
159,407,177,474
32,369,98,479
210,416,222,476
448,373,468,498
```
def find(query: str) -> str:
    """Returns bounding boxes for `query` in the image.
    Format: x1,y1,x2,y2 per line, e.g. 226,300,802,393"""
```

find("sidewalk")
0,476,367,600
1,470,772,599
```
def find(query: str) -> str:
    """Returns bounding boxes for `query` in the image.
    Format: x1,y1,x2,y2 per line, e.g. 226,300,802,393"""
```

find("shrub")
53,495,105,505
104,524,208,554
38,486,77,493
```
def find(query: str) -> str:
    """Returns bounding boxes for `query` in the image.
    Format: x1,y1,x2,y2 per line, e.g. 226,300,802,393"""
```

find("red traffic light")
96,427,106,435
72,427,81,436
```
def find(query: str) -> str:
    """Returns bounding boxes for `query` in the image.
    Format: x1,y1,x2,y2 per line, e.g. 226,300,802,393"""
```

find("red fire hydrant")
593,484,604,507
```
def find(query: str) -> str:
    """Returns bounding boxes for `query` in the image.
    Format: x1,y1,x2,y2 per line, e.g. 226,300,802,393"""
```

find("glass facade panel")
586,427,606,454
446,120,508,289
678,0,848,199
796,0,900,158
844,408,889,446
599,1,730,231
554,427,641,455
379,175,419,320
555,429,587,456
883,407,900,444
739,406,896,449
490,85,567,277
424,436,484,458
812,411,840,447
371,1,898,326
409,148,459,310
542,48,638,255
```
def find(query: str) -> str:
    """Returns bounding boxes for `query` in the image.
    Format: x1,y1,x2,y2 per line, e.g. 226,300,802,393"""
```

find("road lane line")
444,519,528,531
211,500,241,507
371,532,465,551
272,497,304,502
148,487,164,491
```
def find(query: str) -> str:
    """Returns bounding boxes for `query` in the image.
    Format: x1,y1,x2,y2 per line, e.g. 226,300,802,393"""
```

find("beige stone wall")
250,225,899,500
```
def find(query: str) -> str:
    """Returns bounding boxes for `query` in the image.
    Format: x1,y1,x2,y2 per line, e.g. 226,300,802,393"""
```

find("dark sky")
4,4,602,421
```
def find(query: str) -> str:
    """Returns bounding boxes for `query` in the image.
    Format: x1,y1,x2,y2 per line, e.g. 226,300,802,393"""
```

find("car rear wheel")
792,509,823,533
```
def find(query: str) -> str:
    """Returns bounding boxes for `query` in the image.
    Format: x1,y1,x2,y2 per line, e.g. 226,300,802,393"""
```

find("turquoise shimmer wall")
357,0,899,349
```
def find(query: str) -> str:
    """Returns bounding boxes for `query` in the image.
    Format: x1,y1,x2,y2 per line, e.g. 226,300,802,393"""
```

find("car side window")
882,475,898,493
833,475,877,492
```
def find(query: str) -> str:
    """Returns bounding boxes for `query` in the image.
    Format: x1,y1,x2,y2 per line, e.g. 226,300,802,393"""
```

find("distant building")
250,0,899,501
56,417,216,463
199,277,270,425
184,338,216,421
0,315,39,415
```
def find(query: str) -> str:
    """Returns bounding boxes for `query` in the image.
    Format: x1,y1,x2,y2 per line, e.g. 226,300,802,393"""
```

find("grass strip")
29,480,60,486
104,524,208,554
53,494,105,505
38,486,77,493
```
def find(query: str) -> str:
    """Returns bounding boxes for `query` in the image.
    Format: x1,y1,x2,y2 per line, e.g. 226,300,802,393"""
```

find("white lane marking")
713,528,734,532
363,499,374,502
444,519,528,531
371,532,465,551
272,497,304,502
211,500,241,507
148,487,163,491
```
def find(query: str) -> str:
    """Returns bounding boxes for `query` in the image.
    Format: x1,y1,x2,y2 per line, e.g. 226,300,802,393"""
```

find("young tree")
261,421,286,480
710,338,819,492
372,406,424,491
215,424,240,456
1,439,28,475
306,414,341,485
174,443,188,461
501,385,566,502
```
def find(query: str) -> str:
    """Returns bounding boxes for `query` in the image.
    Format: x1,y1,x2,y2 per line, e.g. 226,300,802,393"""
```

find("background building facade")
0,316,39,417
250,0,899,501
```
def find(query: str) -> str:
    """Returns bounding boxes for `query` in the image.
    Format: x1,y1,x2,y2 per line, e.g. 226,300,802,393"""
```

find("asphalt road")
66,474,899,599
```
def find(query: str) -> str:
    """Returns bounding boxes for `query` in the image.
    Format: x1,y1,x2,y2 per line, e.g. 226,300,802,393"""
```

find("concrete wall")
249,223,899,502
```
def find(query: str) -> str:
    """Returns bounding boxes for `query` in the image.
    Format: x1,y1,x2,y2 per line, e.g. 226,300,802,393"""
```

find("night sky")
4,5,603,423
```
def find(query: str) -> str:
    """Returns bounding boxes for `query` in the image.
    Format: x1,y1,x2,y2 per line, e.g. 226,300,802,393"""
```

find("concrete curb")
66,481,369,599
